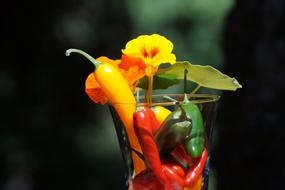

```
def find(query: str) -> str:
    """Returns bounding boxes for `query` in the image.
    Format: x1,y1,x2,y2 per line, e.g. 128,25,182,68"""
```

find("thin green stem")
144,89,147,104
189,84,201,98
163,96,178,104
184,69,188,94
65,48,101,68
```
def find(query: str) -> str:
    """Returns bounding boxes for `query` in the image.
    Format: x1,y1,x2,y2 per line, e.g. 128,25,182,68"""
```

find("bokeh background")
1,0,285,190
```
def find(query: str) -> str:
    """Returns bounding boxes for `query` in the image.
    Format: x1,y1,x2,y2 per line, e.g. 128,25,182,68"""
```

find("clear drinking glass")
109,94,220,190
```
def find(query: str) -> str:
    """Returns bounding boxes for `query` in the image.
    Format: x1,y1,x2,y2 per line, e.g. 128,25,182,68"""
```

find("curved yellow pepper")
66,49,146,174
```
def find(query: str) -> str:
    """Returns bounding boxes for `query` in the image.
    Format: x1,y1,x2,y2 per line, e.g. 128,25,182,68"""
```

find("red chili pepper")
162,163,185,189
131,170,164,190
184,148,208,187
170,146,194,170
149,107,163,135
132,163,185,190
133,107,166,184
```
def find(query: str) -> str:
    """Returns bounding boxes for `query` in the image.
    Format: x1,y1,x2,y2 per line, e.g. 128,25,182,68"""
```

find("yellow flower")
122,34,176,76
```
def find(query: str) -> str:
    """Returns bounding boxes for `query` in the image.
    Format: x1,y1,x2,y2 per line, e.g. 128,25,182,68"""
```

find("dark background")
1,0,284,190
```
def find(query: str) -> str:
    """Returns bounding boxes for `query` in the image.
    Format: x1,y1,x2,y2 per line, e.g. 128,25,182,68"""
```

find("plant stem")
163,95,178,103
146,74,153,106
184,69,188,94
189,85,201,98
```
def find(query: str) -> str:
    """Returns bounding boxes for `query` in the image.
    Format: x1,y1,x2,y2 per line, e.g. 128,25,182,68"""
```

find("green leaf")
137,74,179,90
158,61,242,91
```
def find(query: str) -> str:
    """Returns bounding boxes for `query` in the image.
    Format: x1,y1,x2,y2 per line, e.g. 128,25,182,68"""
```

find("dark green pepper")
155,104,192,156
182,94,205,158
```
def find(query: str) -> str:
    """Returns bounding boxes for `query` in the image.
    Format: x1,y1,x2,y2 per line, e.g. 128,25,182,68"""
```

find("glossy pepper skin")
162,164,185,190
131,163,185,190
170,146,193,170
94,61,146,174
151,106,172,126
155,105,192,156
133,107,166,184
181,95,205,158
184,175,203,190
131,170,164,190
185,148,208,187
66,49,145,174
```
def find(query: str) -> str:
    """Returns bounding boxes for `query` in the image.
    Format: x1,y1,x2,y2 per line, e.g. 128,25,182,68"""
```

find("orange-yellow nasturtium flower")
85,55,145,105
122,34,176,76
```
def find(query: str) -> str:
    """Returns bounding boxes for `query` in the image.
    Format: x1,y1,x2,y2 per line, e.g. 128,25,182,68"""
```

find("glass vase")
109,94,220,190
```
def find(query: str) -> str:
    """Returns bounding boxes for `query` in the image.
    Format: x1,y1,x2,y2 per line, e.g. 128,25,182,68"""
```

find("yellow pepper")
151,106,171,126
66,49,146,174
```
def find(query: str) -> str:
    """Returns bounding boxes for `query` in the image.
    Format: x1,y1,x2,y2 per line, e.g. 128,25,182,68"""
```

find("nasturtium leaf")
137,74,179,90
158,61,242,91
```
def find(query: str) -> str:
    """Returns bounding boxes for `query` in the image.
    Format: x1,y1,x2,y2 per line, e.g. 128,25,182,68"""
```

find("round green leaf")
159,61,242,91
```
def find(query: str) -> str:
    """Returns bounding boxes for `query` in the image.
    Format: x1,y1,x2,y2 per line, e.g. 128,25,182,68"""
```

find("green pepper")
155,104,192,156
182,94,205,158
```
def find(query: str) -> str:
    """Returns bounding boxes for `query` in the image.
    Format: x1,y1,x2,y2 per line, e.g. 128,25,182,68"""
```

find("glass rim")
112,93,220,106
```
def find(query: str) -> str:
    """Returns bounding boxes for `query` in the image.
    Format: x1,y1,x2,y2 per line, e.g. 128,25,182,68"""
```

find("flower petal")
96,56,120,68
122,34,176,73
120,54,146,71
122,66,145,86
85,73,108,105
145,34,174,56
152,53,176,67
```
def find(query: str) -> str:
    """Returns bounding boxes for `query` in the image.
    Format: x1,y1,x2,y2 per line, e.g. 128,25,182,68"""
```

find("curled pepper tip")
65,48,101,68
65,48,75,56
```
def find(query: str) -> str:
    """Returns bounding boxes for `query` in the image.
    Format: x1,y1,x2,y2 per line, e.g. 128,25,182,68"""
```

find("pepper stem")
65,48,101,68
183,93,190,104
183,68,191,104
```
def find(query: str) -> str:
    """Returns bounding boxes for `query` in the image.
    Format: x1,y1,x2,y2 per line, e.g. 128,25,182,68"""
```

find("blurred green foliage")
126,0,234,67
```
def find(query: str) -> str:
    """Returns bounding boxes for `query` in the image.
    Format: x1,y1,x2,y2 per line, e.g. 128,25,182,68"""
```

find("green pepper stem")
178,104,187,120
183,93,190,104
65,48,101,68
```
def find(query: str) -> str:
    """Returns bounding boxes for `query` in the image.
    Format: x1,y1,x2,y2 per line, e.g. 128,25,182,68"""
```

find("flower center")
141,46,159,59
